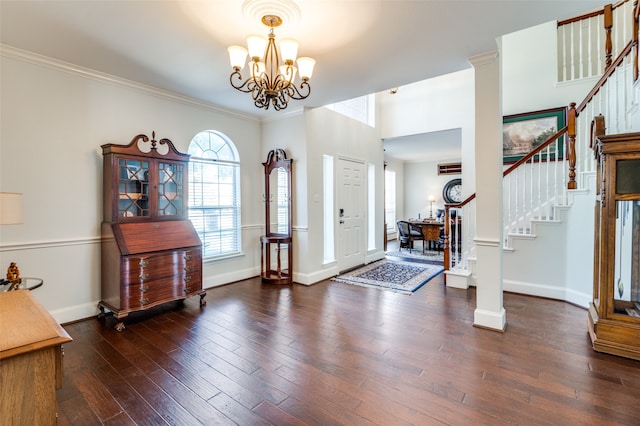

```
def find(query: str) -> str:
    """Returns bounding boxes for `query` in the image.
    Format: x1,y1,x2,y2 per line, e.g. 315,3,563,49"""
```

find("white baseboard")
53,301,101,325
445,270,471,289
294,266,339,285
366,250,386,264
504,279,590,308
474,307,506,331
203,266,259,288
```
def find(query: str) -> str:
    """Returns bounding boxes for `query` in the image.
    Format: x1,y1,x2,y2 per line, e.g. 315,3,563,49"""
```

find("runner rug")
332,259,444,294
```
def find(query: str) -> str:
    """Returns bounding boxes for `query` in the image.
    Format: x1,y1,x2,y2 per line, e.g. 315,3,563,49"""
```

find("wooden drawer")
121,249,201,284
120,273,201,310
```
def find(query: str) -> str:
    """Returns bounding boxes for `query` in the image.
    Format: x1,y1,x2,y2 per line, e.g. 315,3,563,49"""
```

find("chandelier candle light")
228,15,316,111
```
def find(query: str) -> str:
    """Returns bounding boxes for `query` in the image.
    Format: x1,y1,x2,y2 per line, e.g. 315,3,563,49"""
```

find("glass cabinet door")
157,161,184,217
118,158,149,218
611,158,640,318
611,201,640,318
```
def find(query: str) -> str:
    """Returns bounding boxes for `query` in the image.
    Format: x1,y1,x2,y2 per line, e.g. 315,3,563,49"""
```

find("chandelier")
227,15,316,111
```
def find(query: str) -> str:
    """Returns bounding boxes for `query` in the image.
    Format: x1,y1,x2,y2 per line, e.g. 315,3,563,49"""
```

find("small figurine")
6,262,20,283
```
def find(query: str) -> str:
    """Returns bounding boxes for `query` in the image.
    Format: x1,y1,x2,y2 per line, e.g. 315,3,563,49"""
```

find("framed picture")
503,107,566,164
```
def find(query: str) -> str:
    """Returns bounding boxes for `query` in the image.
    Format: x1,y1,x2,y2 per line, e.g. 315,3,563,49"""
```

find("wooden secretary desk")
99,132,205,331
589,132,640,360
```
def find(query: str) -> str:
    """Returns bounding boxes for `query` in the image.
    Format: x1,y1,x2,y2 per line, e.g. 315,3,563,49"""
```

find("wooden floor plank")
57,266,640,425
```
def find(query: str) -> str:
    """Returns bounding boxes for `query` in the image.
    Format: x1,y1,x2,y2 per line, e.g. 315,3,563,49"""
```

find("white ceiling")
384,128,462,163
0,0,608,159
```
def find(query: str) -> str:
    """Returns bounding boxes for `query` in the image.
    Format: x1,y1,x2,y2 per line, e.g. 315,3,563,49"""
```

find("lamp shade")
296,57,315,80
0,192,23,225
279,38,299,62
228,45,248,69
246,34,267,59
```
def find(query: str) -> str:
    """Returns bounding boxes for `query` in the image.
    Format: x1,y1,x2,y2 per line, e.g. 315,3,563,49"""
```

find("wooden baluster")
605,4,613,70
443,206,450,282
567,103,577,190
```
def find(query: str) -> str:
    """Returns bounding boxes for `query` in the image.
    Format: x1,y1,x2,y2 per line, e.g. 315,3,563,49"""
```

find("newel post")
567,102,577,190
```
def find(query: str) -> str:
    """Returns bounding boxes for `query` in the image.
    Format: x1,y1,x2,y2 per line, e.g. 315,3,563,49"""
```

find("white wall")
262,107,383,284
502,21,600,115
500,20,601,303
0,14,622,323
403,160,462,220
383,157,404,238
0,50,263,323
310,107,384,266
260,111,308,280
378,18,606,306
378,69,476,196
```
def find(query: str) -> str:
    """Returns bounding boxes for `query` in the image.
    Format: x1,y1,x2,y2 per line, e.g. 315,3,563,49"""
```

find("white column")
468,50,506,331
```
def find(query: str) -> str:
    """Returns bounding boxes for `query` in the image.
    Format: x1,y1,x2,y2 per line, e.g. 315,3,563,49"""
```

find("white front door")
337,158,365,271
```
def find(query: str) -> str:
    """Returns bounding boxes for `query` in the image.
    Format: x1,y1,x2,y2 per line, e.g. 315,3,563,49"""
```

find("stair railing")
443,195,475,274
502,124,569,242
558,0,634,82
443,0,639,278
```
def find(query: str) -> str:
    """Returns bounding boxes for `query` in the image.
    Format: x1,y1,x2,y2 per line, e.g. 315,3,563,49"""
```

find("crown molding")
467,50,499,68
0,43,260,123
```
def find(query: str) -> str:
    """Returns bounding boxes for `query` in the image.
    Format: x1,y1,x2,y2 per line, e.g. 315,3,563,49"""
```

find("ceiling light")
228,14,315,111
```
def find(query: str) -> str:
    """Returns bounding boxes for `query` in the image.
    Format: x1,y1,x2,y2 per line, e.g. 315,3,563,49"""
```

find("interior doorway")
337,157,366,271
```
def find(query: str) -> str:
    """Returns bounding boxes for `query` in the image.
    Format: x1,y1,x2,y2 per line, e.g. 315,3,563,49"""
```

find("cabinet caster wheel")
114,322,125,332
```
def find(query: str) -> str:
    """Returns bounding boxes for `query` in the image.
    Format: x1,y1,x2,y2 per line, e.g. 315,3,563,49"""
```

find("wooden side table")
0,290,72,425
260,235,293,284
1,277,44,292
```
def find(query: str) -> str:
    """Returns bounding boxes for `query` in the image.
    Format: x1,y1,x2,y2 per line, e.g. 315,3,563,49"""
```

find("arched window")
188,130,241,258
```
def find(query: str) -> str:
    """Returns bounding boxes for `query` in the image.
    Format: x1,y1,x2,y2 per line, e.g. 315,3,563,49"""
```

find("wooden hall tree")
260,149,293,284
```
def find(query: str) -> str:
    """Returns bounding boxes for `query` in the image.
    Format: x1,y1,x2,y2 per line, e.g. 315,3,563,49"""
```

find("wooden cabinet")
102,132,189,222
0,290,72,425
99,133,205,330
589,132,640,360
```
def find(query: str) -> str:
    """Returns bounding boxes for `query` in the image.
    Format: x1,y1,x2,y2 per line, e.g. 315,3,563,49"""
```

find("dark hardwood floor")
57,270,640,425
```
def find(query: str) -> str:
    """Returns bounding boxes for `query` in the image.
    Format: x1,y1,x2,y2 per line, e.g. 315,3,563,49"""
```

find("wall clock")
442,178,462,204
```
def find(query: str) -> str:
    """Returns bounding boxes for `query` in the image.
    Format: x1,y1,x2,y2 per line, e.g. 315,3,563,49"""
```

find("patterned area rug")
332,259,444,294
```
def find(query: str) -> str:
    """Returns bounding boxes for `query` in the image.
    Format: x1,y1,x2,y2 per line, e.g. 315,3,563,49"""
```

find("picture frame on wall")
503,107,566,164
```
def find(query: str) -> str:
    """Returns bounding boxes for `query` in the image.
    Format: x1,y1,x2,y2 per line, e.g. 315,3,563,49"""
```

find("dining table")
407,220,443,251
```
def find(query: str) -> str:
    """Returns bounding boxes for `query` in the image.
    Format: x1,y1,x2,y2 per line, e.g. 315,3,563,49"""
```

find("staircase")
444,0,640,306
